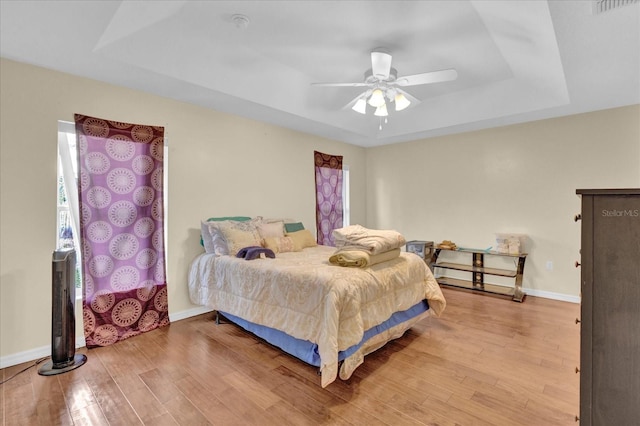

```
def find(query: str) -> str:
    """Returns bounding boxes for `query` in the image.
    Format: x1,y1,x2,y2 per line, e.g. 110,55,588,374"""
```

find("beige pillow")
217,220,262,256
263,236,296,253
286,229,317,251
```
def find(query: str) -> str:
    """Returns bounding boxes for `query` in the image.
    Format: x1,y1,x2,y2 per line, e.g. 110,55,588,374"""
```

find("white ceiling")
1,1,638,147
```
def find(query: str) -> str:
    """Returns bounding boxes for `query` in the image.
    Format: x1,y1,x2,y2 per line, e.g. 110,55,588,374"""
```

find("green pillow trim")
284,222,305,233
206,216,252,222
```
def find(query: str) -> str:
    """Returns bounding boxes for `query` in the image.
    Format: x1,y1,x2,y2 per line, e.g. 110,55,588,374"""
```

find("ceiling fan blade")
311,82,369,87
395,68,458,87
371,51,392,80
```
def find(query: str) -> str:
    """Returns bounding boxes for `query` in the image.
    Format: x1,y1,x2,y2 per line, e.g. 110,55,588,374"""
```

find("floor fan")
38,248,87,375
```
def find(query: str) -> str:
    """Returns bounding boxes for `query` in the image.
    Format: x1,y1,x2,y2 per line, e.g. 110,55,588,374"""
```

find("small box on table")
405,240,435,265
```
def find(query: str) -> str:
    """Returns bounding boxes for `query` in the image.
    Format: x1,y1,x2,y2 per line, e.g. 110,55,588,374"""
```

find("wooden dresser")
576,188,640,425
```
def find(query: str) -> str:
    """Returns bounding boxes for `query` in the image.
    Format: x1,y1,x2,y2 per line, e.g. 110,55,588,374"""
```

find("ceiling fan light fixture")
368,88,386,108
352,98,367,114
395,93,411,111
374,103,388,117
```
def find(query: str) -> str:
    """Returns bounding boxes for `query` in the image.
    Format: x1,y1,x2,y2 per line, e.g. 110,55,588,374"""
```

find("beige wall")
366,105,640,298
0,58,366,361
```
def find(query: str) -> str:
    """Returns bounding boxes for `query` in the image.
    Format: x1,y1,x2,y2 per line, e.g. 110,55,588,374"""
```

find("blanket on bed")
329,247,401,268
188,245,445,387
332,224,406,255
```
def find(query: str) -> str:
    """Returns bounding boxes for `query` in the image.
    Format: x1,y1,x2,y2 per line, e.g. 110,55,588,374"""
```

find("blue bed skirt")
219,299,430,367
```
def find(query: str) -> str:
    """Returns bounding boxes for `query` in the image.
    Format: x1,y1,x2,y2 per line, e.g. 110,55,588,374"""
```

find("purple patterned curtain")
314,151,343,246
75,114,169,348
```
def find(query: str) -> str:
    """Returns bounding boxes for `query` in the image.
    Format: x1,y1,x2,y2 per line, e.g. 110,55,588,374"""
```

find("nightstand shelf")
433,248,527,302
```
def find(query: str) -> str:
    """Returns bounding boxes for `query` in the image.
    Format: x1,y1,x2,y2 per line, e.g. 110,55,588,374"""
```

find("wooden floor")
1,287,580,425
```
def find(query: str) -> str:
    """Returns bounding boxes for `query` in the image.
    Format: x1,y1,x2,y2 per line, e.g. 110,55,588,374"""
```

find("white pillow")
201,221,232,256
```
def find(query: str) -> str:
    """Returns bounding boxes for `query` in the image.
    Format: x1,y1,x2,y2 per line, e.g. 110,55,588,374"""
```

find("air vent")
593,0,639,14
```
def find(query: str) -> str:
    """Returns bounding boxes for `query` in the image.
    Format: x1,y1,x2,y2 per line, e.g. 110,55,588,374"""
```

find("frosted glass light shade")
395,93,411,111
374,102,388,117
368,89,386,107
352,98,367,114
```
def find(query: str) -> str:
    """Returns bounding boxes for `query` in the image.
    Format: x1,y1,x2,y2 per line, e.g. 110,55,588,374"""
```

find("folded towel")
329,248,401,268
236,246,276,260
332,225,406,255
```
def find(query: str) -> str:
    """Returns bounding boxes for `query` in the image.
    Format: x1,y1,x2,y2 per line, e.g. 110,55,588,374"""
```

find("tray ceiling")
1,1,638,147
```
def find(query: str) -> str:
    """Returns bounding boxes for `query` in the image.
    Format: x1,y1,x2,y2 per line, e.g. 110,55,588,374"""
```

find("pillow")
284,222,305,233
287,229,317,251
258,221,285,239
263,236,296,253
200,216,252,246
201,221,233,255
217,220,263,256
201,221,217,254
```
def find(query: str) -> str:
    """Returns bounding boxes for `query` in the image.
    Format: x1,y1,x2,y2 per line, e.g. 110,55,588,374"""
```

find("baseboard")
169,305,214,322
523,287,581,303
0,305,214,369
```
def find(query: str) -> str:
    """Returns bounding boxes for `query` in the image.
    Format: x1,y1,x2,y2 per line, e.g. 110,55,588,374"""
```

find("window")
342,166,350,227
57,121,81,289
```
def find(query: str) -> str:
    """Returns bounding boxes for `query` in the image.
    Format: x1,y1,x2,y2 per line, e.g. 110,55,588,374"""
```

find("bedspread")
188,245,445,387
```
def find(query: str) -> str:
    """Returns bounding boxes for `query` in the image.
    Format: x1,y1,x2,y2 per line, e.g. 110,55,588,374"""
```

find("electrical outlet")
546,261,553,271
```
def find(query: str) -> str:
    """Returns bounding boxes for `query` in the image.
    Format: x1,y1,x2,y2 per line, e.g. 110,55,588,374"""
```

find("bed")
188,232,446,387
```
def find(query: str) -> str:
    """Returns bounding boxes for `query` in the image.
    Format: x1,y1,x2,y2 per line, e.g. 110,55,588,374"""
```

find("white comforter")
188,245,445,387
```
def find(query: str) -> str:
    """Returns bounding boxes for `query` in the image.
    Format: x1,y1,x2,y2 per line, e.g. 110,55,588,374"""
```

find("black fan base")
38,354,87,376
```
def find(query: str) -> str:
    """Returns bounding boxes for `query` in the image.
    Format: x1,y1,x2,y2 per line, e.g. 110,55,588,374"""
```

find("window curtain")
314,151,343,246
75,114,169,348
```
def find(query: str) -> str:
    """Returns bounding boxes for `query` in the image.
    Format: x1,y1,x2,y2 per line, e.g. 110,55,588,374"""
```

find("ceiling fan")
312,49,458,117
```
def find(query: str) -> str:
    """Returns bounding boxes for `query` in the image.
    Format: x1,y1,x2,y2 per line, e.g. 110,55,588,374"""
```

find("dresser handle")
575,367,580,373
574,214,582,222
575,318,581,324
575,261,581,268
575,415,579,422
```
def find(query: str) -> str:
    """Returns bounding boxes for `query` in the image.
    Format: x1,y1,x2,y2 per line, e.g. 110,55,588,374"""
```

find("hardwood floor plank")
138,368,181,405
265,400,327,426
35,398,73,426
113,374,169,423
446,393,526,426
162,394,211,426
213,386,283,425
220,371,281,409
385,393,460,426
86,377,142,425
2,381,37,422
69,403,109,426
59,375,98,413
269,380,340,424
419,395,497,426
173,374,245,425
